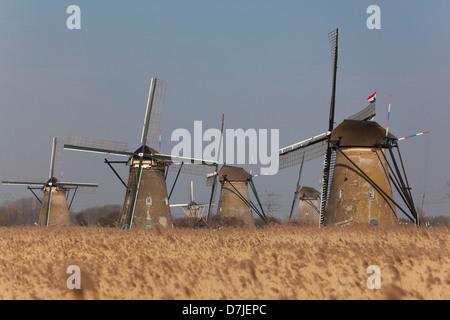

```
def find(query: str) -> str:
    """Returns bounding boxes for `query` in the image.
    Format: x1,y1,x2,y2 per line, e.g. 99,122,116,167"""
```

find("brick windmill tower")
203,116,267,226
215,165,255,226
324,120,399,226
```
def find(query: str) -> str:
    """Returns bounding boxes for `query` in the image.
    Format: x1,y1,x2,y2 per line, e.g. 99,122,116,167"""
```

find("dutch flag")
367,91,376,103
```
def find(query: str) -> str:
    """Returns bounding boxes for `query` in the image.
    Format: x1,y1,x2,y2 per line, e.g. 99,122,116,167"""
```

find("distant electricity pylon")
446,181,450,199
263,190,281,217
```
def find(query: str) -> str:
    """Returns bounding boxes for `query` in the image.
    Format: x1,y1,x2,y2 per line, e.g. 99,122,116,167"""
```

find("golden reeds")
0,224,448,300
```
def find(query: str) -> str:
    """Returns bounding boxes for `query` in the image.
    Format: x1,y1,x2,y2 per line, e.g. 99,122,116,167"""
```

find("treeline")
0,197,121,227
0,197,448,227
0,197,41,226
72,204,121,227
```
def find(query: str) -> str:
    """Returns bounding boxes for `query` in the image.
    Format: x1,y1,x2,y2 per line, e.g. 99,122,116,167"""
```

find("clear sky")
1,0,449,220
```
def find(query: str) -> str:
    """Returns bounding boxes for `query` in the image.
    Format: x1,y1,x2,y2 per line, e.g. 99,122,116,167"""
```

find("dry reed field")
0,224,448,300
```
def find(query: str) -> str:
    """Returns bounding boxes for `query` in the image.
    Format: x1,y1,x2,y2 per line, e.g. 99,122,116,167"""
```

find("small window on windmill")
369,189,375,200
219,207,223,212
235,206,239,212
146,197,152,206
165,197,169,206
339,188,344,199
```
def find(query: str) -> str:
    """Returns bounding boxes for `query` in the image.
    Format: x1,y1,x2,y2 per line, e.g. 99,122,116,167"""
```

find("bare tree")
0,197,40,226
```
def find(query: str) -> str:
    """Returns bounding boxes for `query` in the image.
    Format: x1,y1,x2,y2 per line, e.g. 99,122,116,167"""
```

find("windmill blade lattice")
279,133,328,170
328,29,339,69
206,171,219,187
169,162,218,177
278,99,376,170
347,101,376,121
57,181,98,193
65,134,131,156
142,78,167,147
50,137,64,179
2,175,48,186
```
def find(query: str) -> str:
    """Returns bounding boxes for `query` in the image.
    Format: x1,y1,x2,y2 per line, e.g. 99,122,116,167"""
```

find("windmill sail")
154,153,218,166
279,133,328,170
64,134,132,156
2,175,48,186
347,101,376,121
288,155,304,220
320,28,339,223
168,162,218,176
206,171,219,186
49,137,64,179
141,78,167,147
279,100,376,170
56,181,98,194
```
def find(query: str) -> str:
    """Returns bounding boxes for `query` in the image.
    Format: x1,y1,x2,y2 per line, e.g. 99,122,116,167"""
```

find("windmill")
295,186,320,225
279,28,426,226
64,77,217,229
169,181,211,220
281,28,376,224
2,137,98,226
204,116,267,226
324,115,429,226
324,119,399,226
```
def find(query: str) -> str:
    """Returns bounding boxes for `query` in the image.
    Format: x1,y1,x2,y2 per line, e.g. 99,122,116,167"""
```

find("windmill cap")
132,145,159,156
219,165,250,182
298,186,320,198
46,177,60,184
330,120,397,147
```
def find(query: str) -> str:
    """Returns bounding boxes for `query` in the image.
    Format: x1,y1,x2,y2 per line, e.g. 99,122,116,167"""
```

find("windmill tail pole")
385,95,392,144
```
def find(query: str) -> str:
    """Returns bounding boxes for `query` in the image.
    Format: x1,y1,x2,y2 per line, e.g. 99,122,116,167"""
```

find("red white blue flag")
367,91,376,103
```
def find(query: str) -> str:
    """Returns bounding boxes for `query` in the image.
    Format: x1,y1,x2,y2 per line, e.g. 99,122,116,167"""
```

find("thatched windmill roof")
330,120,397,147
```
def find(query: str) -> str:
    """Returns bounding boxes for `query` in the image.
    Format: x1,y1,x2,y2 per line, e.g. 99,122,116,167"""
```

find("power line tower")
446,181,450,199
263,190,281,218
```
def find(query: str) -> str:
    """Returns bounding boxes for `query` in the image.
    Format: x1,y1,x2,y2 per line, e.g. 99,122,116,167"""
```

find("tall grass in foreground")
0,225,448,300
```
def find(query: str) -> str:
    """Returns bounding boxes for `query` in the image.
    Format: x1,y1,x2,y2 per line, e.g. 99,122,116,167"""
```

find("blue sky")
1,1,449,219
